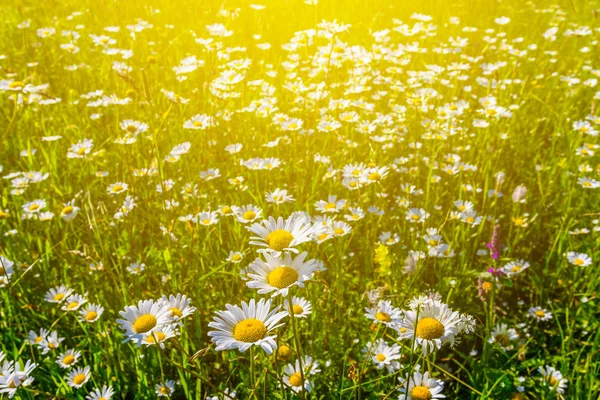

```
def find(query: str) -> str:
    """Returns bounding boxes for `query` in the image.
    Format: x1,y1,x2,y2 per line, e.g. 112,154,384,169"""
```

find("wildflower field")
1,0,600,398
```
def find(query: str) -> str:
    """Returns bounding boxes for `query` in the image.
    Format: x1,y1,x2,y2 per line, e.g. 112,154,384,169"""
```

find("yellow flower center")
411,214,420,220
231,254,241,262
77,147,87,155
193,121,203,127
9,81,24,89
111,185,124,193
375,353,386,362
35,336,43,343
29,204,40,211
495,334,510,347
334,228,344,235
85,311,98,321
292,304,304,315
221,206,231,213
277,344,292,360
535,310,545,318
233,318,267,342
243,210,256,220
368,172,381,181
411,385,432,400
574,258,584,265
62,206,74,215
267,266,299,289
265,229,294,251
126,125,137,133
63,355,75,365
73,374,86,385
375,312,391,322
511,266,522,273
0,210,8,218
416,317,444,340
289,372,303,387
549,376,558,386
133,314,157,334
169,307,183,318
67,301,79,310
146,332,167,343
54,293,65,301
324,202,337,210
317,233,328,241
159,386,171,395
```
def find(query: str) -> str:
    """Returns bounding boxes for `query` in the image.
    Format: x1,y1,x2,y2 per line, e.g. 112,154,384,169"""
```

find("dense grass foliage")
1,0,600,399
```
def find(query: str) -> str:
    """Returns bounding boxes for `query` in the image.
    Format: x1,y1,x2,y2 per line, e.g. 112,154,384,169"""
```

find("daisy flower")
567,252,592,267
116,300,173,346
61,294,87,311
398,299,462,356
61,200,80,221
345,207,365,222
528,307,552,322
248,216,316,256
86,385,114,400
233,204,263,224
406,208,430,223
119,119,148,135
161,293,196,321
39,331,64,354
539,365,568,394
27,328,49,345
227,251,244,263
502,260,530,277
217,205,234,216
67,366,91,388
107,182,128,195
56,349,81,369
365,299,403,328
488,323,519,350
283,296,313,318
194,211,219,226
331,221,352,237
266,188,295,204
0,359,36,398
67,139,93,158
156,379,176,397
246,252,319,297
397,370,445,400
79,303,104,323
314,195,346,213
362,339,401,373
208,298,287,354
22,199,46,214
142,325,178,348
283,360,313,393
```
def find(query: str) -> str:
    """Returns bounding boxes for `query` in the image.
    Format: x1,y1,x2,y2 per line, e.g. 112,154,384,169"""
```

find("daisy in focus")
208,298,287,354
248,216,317,256
245,252,319,297
116,300,173,346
